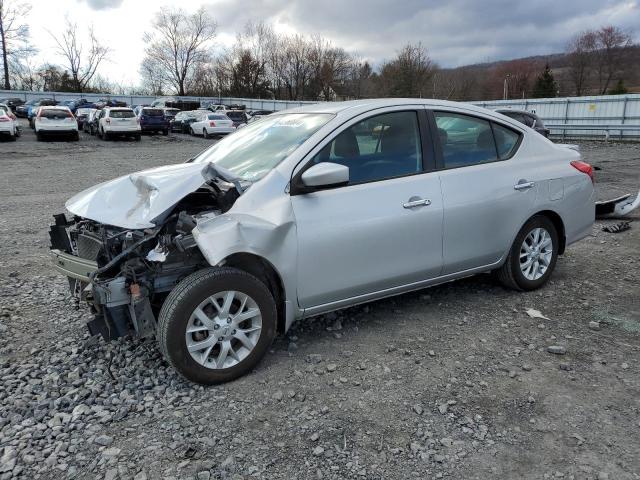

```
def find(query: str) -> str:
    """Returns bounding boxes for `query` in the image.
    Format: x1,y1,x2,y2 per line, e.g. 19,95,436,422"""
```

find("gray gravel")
0,123,639,479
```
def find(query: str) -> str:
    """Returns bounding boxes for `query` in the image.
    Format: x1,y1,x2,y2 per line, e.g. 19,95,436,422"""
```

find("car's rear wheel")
101,128,109,140
36,131,43,142
134,134,141,141
162,129,168,136
158,267,277,385
495,215,559,291
203,128,209,139
72,131,79,141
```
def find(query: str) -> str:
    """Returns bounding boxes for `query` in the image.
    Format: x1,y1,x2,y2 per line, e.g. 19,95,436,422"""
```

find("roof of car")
495,108,537,116
286,98,506,118
40,105,70,110
105,107,133,110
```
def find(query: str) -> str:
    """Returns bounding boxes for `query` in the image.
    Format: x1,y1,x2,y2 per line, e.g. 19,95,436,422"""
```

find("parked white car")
0,103,20,141
96,107,141,140
34,106,79,141
190,112,235,138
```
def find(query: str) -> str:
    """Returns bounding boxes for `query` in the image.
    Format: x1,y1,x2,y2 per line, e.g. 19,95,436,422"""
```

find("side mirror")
301,162,349,189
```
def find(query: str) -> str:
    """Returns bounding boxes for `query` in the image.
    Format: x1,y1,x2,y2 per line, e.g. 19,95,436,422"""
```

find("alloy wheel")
519,227,553,281
185,290,262,369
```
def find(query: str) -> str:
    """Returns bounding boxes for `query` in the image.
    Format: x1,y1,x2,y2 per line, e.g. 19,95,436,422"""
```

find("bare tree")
593,25,633,94
139,57,166,96
50,18,110,92
0,0,34,90
377,43,437,97
566,30,596,96
142,7,217,96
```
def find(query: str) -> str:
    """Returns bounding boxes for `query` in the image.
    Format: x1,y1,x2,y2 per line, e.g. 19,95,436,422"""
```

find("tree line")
0,1,636,101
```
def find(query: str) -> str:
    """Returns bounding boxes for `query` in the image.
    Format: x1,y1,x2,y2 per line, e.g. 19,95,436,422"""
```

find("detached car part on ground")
50,99,595,385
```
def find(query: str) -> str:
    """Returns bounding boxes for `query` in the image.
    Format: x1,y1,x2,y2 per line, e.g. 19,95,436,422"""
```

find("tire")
190,127,195,136
203,128,209,139
495,215,559,291
9,131,16,141
72,131,79,141
158,267,277,385
162,129,168,136
14,127,20,138
36,131,43,142
101,128,109,141
134,134,141,141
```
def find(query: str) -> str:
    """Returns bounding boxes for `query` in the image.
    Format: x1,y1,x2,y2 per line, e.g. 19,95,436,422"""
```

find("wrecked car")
50,99,595,385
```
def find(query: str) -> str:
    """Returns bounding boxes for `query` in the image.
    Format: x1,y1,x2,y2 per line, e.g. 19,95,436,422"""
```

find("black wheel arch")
220,253,287,334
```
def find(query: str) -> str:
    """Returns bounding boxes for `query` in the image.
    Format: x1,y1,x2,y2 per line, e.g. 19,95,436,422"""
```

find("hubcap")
185,290,262,370
520,227,553,281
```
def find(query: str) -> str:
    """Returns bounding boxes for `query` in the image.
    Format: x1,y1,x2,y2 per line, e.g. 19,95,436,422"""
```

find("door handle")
514,180,535,191
403,198,431,209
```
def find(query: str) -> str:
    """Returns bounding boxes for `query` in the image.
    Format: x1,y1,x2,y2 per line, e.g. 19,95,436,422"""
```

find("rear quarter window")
492,123,521,159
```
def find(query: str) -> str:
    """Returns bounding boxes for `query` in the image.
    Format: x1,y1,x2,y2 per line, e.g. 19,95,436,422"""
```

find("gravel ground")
0,122,639,480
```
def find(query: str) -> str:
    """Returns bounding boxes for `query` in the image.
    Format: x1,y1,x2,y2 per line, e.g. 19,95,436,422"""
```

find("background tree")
142,7,217,96
593,25,633,94
50,18,110,92
566,30,596,96
532,64,558,98
0,0,34,90
376,43,437,98
608,79,628,95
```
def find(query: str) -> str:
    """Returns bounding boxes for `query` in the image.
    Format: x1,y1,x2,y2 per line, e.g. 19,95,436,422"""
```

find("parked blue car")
134,106,169,135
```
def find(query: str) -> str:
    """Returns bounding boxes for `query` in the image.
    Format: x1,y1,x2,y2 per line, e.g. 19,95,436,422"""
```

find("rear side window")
110,110,135,118
312,111,423,184
435,112,497,168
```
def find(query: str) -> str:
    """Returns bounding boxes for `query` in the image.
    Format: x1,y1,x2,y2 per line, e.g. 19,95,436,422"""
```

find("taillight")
209,121,216,127
106,118,111,124
0,116,9,122
570,160,594,183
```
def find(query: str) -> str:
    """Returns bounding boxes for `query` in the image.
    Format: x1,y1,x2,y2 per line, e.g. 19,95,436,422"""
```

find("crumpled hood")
65,162,213,229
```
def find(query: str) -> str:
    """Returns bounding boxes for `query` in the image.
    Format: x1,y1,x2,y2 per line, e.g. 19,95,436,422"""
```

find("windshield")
193,113,333,181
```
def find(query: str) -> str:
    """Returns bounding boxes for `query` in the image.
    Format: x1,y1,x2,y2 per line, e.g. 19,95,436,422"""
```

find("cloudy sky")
26,0,639,86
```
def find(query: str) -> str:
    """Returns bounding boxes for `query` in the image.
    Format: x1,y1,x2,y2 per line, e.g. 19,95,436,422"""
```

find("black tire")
158,267,277,385
72,131,79,141
36,131,43,142
14,127,20,138
190,127,195,136
101,129,109,141
203,128,209,139
162,129,168,136
495,215,559,291
134,134,141,141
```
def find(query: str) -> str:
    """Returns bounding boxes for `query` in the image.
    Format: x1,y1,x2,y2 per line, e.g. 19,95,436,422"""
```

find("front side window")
435,112,498,168
193,113,333,181
311,111,423,184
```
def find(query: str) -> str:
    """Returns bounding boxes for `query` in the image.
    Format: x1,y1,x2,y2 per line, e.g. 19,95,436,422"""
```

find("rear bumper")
37,129,78,135
0,124,14,133
141,124,168,131
104,127,141,134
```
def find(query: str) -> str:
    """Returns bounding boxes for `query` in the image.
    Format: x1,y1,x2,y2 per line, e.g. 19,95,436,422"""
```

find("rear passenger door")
432,110,537,274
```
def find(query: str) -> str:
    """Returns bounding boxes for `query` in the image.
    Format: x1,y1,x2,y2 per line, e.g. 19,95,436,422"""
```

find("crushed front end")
49,175,241,341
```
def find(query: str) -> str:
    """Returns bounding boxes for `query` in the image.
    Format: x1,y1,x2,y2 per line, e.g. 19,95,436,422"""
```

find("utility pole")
503,73,511,100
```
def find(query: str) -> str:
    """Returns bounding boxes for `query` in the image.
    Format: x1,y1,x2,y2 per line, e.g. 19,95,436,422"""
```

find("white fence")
471,94,640,139
2,89,639,138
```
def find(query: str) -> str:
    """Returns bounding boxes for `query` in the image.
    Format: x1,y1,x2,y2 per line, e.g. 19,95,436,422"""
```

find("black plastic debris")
602,221,631,233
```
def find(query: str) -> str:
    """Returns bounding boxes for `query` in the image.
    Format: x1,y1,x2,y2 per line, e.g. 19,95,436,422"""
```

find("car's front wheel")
495,215,559,291
158,267,277,385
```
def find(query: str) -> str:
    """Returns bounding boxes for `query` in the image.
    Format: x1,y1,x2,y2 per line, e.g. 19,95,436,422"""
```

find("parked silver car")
49,99,595,384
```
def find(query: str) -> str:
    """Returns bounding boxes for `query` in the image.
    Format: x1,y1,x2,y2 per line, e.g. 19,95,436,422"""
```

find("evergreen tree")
608,79,628,95
532,64,557,98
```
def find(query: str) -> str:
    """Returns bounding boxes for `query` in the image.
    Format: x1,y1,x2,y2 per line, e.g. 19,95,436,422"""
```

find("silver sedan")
52,99,595,384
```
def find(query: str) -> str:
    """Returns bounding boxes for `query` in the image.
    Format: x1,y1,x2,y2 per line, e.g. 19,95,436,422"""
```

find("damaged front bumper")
50,248,158,341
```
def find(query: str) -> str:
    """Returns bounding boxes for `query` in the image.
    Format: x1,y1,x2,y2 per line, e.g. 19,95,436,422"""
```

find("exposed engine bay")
49,175,242,341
